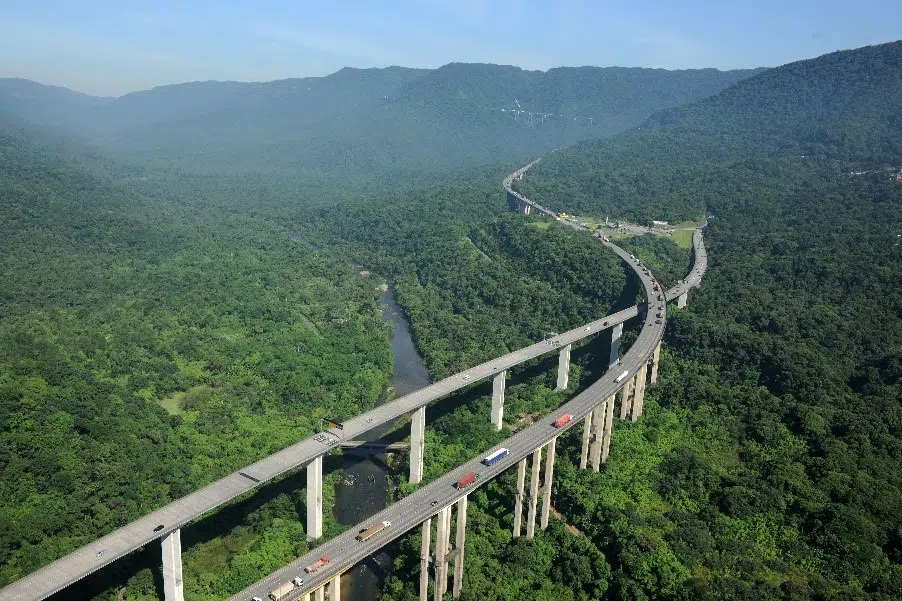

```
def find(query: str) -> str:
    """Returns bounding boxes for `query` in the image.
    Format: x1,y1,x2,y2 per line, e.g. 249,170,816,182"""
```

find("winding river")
333,286,431,600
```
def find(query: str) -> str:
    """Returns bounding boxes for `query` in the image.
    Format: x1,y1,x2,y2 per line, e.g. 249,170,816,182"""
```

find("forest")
0,38,900,601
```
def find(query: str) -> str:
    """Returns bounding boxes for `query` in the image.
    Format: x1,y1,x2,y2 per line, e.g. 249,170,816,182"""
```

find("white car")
584,327,591,332
462,374,470,380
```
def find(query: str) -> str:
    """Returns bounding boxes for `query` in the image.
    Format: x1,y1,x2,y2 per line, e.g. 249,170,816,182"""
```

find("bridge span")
0,162,706,601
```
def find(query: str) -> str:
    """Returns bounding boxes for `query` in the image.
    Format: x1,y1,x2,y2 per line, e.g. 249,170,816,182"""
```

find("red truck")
455,472,479,489
304,556,329,574
553,414,573,428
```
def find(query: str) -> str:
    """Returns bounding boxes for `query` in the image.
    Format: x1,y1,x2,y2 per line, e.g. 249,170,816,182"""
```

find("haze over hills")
0,63,762,176
521,40,902,221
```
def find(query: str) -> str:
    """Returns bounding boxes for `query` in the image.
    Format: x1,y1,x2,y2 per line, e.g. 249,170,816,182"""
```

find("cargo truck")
482,448,509,466
455,472,479,489
304,556,329,574
268,577,303,601
357,521,391,542
615,370,629,383
553,414,573,428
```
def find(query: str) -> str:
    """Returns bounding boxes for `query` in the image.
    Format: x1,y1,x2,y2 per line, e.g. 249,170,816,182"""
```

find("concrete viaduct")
0,162,706,601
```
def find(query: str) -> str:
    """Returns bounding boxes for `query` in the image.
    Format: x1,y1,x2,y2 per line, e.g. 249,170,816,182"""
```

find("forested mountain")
0,129,399,594
0,63,760,176
371,40,902,601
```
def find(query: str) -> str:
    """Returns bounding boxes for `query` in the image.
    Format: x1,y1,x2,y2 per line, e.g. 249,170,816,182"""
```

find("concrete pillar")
632,364,648,422
513,457,527,536
330,574,341,601
650,343,661,384
161,529,184,601
315,586,325,601
601,395,615,463
434,506,451,601
419,518,432,601
452,496,468,598
619,377,633,421
540,438,557,529
410,406,426,485
306,455,323,540
491,370,506,431
579,412,592,470
609,323,623,366
590,403,605,472
555,344,571,391
303,593,312,601
526,448,542,539
677,291,688,308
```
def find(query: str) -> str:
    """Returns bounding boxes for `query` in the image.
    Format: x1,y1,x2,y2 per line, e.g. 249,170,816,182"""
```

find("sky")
1,0,900,96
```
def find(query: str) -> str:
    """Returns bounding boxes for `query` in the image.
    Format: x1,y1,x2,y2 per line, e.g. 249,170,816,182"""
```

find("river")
332,286,431,600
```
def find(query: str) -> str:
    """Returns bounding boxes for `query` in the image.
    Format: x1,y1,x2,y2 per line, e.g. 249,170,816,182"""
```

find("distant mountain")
0,63,762,176
522,40,902,220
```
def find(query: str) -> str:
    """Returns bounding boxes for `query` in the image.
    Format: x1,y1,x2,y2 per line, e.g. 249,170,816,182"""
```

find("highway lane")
0,225,688,601
229,222,706,601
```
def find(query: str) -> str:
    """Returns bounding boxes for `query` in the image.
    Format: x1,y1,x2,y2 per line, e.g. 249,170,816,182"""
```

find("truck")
553,414,573,428
482,448,509,466
304,556,329,574
615,370,629,383
269,581,297,601
455,472,479,489
357,521,391,542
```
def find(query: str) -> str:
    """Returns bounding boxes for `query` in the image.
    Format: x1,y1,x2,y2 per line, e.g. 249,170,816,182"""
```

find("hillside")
373,40,902,600
0,129,397,594
0,63,760,176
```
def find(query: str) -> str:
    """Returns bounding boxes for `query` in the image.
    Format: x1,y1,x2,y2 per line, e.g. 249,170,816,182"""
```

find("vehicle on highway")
357,521,392,542
455,472,479,489
462,374,470,380
584,326,591,332
482,448,510,466
655,319,663,324
553,414,573,428
615,370,629,383
153,525,164,532
431,499,439,506
268,577,303,601
304,556,329,574
95,549,106,557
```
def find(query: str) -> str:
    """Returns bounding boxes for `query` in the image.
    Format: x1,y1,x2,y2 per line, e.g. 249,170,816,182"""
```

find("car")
584,326,591,332
603,321,608,326
253,597,263,601
153,525,165,532
292,577,304,586
655,319,663,324
462,374,470,380
431,499,439,506
96,549,106,557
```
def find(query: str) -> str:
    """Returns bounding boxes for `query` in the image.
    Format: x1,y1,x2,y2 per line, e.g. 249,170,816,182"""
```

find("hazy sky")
1,0,900,96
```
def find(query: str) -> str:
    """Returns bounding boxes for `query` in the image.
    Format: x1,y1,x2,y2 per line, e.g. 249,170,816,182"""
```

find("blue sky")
1,0,900,96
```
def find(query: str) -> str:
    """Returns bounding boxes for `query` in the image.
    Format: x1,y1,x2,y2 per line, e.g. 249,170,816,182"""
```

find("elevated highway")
0,163,706,601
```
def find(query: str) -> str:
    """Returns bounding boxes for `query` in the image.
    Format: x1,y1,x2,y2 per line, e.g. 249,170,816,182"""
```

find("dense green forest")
374,41,902,601
0,130,396,596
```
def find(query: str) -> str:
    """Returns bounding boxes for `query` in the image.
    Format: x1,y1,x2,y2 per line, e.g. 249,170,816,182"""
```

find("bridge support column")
677,291,688,308
491,370,506,431
555,344,571,391
541,437,557,530
161,529,184,601
513,457,527,536
601,394,615,463
579,412,592,470
410,406,426,485
632,364,648,422
609,323,623,366
650,343,661,384
590,403,605,472
620,376,634,421
434,505,452,601
452,495,468,598
526,447,543,539
315,586,325,601
330,574,341,601
419,518,432,601
306,456,323,540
